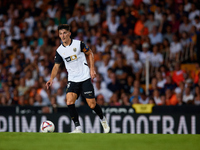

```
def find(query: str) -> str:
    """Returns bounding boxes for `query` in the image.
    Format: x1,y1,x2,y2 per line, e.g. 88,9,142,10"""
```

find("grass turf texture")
0,133,199,150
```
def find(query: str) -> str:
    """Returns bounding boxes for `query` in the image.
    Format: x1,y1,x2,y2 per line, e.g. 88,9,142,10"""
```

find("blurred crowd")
0,0,200,108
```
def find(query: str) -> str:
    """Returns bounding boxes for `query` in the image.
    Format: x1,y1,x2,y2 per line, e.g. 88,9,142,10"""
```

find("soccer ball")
40,120,55,133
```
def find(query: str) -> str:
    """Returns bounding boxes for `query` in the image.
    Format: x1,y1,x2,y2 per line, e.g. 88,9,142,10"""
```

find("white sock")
76,126,81,130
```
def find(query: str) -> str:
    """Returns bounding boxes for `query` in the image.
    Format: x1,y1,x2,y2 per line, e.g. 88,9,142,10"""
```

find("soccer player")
46,24,110,133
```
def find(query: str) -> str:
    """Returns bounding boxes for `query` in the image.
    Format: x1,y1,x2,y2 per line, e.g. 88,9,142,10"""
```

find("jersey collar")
62,39,73,47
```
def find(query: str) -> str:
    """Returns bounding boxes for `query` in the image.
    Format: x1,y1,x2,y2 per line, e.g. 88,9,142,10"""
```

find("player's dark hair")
58,24,70,32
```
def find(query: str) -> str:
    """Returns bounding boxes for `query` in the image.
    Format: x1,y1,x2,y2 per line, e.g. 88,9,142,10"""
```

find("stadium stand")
0,0,200,107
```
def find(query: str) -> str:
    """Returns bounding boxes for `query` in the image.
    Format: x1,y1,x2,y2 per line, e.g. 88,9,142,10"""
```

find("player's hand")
46,79,53,89
90,69,96,79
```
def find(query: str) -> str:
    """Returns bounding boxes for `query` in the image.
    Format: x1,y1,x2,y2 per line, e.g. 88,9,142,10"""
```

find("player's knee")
66,97,76,105
88,102,96,109
67,100,74,105
66,93,77,105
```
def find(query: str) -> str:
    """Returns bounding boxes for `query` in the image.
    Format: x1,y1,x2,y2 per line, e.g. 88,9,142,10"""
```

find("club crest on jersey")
73,48,77,52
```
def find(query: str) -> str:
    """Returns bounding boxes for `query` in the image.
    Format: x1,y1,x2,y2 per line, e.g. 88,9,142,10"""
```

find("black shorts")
66,78,95,99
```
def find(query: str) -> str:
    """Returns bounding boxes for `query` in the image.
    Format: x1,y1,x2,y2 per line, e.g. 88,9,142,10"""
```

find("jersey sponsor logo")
65,57,71,62
71,55,77,60
65,55,77,62
73,48,77,52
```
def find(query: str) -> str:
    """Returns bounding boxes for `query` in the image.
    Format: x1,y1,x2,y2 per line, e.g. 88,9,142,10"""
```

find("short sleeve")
80,41,89,52
54,51,63,64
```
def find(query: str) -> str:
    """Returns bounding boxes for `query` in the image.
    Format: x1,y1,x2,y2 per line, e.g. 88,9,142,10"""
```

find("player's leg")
85,98,103,119
82,78,110,133
86,98,110,133
66,82,82,133
66,92,82,132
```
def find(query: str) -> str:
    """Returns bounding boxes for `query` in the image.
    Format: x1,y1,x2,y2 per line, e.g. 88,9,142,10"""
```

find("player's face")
59,29,71,43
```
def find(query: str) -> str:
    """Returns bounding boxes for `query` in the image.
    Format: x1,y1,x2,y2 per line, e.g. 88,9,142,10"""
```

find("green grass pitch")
0,133,199,150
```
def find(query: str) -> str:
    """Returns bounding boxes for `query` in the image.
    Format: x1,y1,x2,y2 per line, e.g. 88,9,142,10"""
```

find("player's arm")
46,51,62,89
86,49,96,79
81,42,96,79
46,63,60,89
85,49,96,79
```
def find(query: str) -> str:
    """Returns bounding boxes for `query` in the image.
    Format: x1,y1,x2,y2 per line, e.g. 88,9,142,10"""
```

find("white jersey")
55,39,90,82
